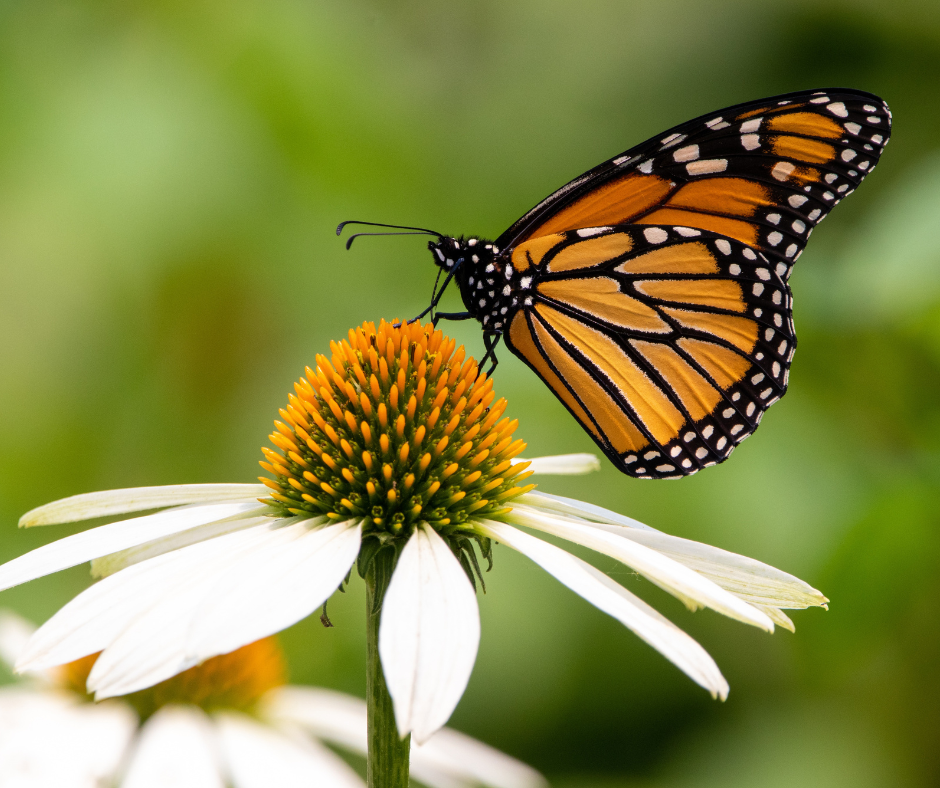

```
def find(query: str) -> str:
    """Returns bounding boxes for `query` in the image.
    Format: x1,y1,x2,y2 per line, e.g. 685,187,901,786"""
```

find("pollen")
260,320,535,537
59,637,287,720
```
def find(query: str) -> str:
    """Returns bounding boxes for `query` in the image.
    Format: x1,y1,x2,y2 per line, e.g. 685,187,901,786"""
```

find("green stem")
366,550,411,788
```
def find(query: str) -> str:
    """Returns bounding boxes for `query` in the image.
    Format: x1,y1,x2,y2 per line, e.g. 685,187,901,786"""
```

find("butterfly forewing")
497,89,891,280
503,225,795,478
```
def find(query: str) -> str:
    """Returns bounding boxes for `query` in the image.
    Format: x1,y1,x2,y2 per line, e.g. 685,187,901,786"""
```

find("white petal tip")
514,453,602,475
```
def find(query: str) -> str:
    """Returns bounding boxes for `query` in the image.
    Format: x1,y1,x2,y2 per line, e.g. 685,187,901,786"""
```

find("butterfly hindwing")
503,225,795,478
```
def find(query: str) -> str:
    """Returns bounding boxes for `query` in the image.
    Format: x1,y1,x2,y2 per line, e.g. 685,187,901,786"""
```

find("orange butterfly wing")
498,89,890,478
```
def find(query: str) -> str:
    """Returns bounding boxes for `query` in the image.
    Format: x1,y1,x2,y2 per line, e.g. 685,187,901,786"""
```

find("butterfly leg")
399,261,464,326
479,331,502,376
432,311,473,327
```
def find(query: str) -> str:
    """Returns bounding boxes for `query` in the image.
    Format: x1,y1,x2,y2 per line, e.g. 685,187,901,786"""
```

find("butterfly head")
428,236,467,272
428,236,500,272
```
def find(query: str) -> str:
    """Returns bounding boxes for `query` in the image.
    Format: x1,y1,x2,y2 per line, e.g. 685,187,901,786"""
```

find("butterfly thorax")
429,235,531,333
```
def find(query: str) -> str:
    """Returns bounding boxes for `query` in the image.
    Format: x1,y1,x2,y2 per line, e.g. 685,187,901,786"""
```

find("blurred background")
1,0,939,785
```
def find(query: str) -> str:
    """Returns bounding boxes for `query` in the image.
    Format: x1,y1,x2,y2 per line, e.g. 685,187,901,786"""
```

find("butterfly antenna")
337,220,443,249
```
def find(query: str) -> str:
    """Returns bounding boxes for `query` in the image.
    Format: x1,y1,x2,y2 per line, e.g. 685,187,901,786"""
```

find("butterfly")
339,88,891,479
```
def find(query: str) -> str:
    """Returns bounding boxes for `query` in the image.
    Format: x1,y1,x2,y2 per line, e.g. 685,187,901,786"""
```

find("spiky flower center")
259,320,534,542
60,637,286,720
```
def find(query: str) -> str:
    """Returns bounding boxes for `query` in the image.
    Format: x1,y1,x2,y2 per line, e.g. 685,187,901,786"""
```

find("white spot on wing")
841,149,857,162
715,239,732,255
741,134,760,151
772,162,795,181
740,118,762,133
789,195,808,208
638,160,654,174
827,102,848,117
686,159,728,175
577,227,610,237
674,144,700,162
643,227,669,244
674,227,701,237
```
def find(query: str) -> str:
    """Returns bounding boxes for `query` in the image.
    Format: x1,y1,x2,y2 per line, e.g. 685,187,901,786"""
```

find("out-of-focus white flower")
0,611,545,788
0,320,827,745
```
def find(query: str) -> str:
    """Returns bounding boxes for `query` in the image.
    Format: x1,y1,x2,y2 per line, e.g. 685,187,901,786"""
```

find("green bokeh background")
2,1,940,785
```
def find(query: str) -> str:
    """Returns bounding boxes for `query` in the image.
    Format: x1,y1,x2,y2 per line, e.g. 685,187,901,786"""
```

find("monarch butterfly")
339,88,891,479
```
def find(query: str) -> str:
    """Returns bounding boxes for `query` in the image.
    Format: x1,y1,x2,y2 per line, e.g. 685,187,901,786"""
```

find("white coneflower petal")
589,526,828,609
216,712,364,788
0,502,267,593
19,484,267,527
0,689,135,786
754,605,796,632
520,491,827,610
517,491,656,531
187,520,363,661
380,524,481,744
17,528,272,673
88,524,319,699
507,505,774,631
412,722,550,788
262,686,547,788
258,688,367,762
515,453,601,475
89,512,276,579
476,520,729,699
121,706,224,788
